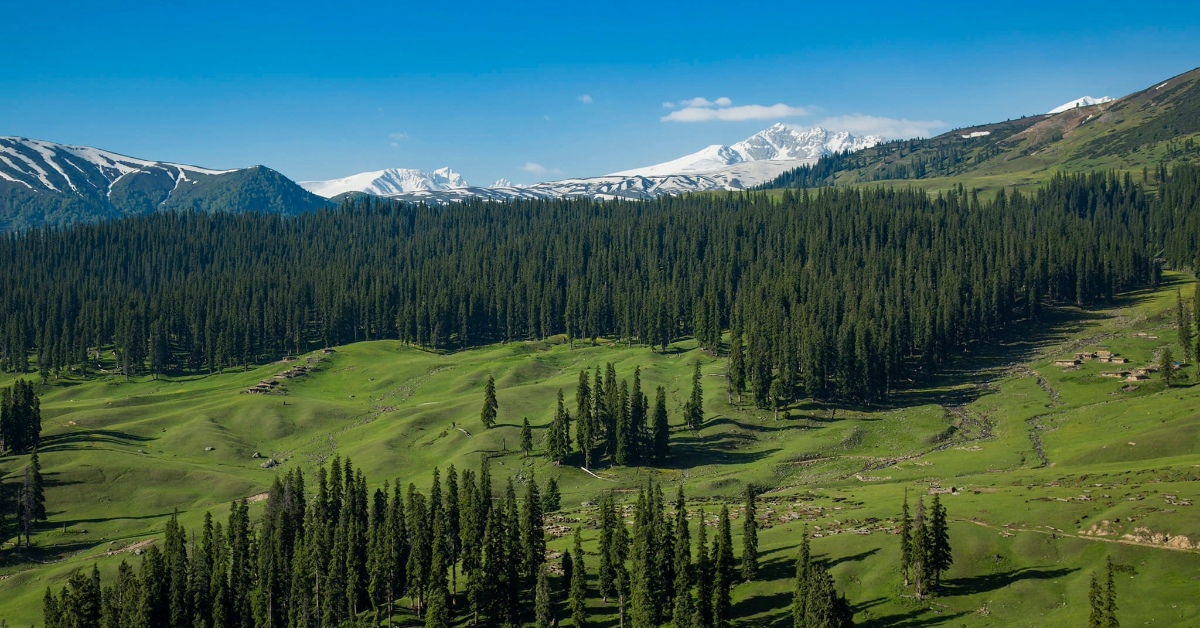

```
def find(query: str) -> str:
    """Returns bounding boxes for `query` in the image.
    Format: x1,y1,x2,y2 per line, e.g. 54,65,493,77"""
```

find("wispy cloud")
663,103,811,122
388,131,409,147
819,114,944,138
664,96,732,109
578,94,594,104
521,161,562,176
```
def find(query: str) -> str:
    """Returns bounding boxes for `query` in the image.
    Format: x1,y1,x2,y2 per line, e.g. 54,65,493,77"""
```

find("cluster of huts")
242,355,325,394
1054,345,1186,382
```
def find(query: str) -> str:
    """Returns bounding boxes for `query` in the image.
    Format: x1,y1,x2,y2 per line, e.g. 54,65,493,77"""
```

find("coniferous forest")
3,167,1198,407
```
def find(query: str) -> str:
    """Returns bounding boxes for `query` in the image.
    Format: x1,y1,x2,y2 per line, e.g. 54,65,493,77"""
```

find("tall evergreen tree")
652,386,670,461
712,505,734,628
569,527,588,628
481,374,498,428
685,361,704,430
694,508,713,628
521,418,534,457
742,486,758,582
1102,556,1119,628
928,494,952,587
535,566,554,628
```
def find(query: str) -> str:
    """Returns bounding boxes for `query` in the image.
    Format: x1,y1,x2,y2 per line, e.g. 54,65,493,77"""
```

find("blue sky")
3,1,1198,185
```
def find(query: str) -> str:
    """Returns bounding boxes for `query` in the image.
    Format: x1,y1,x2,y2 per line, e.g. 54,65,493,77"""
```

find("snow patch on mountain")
612,123,883,177
1048,96,1114,114
299,167,468,198
0,136,234,197
490,178,515,188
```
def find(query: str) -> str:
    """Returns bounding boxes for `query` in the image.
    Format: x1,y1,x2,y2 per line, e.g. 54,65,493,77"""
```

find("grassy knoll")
1,275,1198,627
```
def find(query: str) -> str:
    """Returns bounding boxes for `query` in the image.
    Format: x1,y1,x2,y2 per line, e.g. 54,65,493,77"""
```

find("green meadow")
1,274,1198,627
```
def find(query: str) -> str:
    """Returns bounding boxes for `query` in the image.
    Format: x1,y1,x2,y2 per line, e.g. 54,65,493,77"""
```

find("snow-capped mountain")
612,124,884,177
1048,96,1114,114
312,124,885,204
0,137,328,230
299,167,468,199
0,136,233,195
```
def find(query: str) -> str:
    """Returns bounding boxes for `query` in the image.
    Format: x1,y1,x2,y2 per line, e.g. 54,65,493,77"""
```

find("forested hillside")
762,67,1200,193
2,167,1197,406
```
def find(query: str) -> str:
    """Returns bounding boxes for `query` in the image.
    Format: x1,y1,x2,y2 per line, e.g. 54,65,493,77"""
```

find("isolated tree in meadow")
481,374,498,428
899,489,913,587
28,448,46,522
543,477,561,513
742,486,758,582
686,360,704,430
1160,347,1175,388
521,418,533,457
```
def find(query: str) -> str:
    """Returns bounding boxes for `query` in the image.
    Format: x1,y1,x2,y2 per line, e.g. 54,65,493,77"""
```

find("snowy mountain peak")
1048,96,1114,114
611,124,884,177
299,167,468,199
490,178,515,188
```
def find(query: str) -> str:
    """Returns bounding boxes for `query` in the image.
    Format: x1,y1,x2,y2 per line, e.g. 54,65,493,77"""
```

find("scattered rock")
252,452,262,459
260,459,278,469
205,446,215,451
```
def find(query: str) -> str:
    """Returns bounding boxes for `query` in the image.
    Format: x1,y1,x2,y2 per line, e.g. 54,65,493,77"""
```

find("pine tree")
535,566,553,628
424,518,450,628
911,496,930,599
543,478,561,513
928,494,952,587
481,374,498,428
1088,572,1104,628
577,370,595,467
548,389,572,463
899,489,912,588
791,528,812,628
522,475,546,591
712,505,734,628
1102,556,1119,628
671,487,694,628
598,493,617,603
1178,289,1195,363
686,361,704,430
742,486,758,582
569,527,588,628
694,508,712,628
729,336,745,404
521,418,533,457
652,386,670,461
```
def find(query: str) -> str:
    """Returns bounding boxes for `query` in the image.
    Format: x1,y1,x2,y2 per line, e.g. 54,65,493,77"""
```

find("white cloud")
663,103,811,122
388,132,410,141
521,162,562,176
819,114,945,139
578,94,594,104
713,97,732,106
662,101,676,108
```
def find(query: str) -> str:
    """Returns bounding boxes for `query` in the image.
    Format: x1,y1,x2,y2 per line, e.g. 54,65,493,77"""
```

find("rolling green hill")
764,66,1200,195
2,272,1197,627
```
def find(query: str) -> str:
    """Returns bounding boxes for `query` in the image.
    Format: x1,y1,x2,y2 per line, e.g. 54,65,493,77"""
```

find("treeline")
43,458,849,628
0,378,41,454
2,168,1192,402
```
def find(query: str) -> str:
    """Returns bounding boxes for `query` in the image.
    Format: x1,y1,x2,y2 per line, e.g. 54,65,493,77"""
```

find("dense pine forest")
2,166,1199,407
40,457,866,628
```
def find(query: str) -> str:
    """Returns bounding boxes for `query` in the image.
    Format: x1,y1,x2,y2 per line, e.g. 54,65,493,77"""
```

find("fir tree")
685,361,704,430
1160,347,1175,388
521,418,534,457
928,494,952,587
1102,556,1119,628
899,489,912,588
522,475,547,591
535,566,553,628
694,508,713,628
481,374,498,428
569,527,588,628
543,478,561,513
671,487,694,628
742,486,758,582
652,386,670,461
1088,572,1104,628
729,336,745,404
712,505,734,628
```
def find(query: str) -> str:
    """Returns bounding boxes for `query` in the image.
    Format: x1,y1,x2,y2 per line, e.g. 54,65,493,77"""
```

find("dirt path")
963,519,1200,555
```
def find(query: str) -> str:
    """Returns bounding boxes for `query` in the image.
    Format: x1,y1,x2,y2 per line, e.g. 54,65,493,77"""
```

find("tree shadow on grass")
37,429,155,453
937,566,1077,597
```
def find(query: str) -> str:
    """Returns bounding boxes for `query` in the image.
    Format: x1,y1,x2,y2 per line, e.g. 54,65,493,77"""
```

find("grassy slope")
1,276,1198,627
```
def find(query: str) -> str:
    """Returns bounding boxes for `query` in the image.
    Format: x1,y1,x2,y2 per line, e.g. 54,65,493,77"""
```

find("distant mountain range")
0,137,328,230
298,123,885,204
3,66,1197,230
